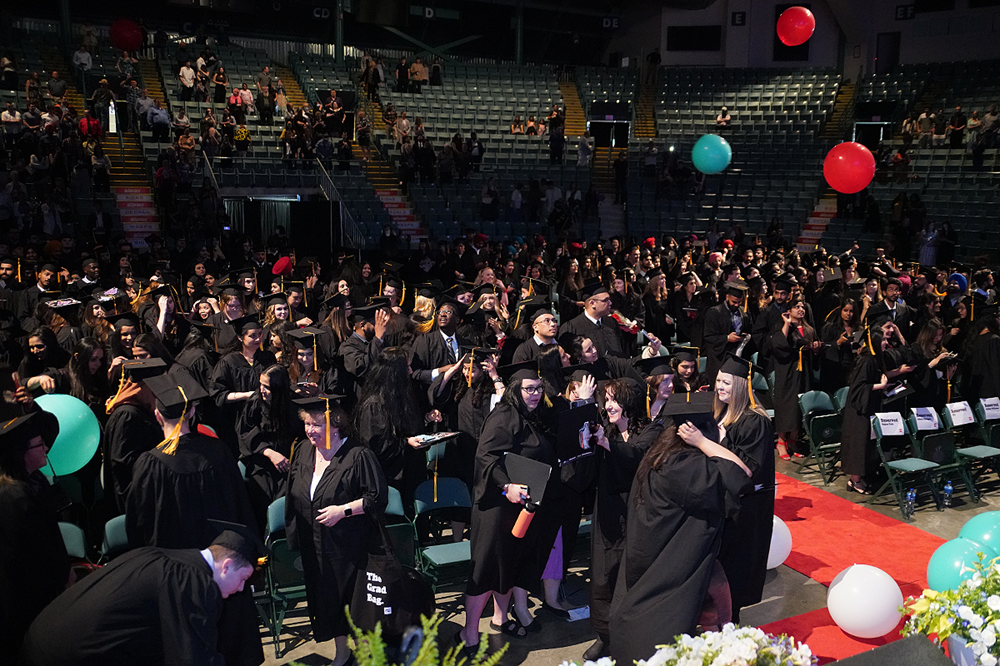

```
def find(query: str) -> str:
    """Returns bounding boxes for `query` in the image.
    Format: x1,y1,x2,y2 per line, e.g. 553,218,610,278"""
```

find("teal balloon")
960,512,1000,558
927,537,997,591
692,134,733,174
35,394,101,476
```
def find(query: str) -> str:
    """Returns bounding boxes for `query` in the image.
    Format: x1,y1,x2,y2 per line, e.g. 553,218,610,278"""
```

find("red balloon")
777,7,816,47
110,19,143,54
824,142,876,194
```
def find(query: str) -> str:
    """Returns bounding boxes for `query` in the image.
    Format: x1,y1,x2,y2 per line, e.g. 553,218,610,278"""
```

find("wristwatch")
344,506,353,517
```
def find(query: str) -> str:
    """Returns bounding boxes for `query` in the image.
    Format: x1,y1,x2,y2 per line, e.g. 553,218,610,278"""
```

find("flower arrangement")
559,624,815,666
902,553,1000,666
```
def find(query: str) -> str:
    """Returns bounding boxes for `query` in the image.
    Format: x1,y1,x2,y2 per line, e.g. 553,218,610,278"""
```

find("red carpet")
758,473,946,664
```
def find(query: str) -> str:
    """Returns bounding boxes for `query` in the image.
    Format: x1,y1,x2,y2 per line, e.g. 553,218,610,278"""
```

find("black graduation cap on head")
208,519,269,565
351,304,380,323
720,353,763,409
645,267,665,280
287,326,324,350
473,282,501,299
292,393,346,449
186,317,218,344
104,311,141,330
144,369,211,453
462,300,485,324
579,278,609,299
121,357,168,382
415,279,444,299
320,292,350,311
45,297,82,315
520,277,550,296
230,267,257,282
0,411,59,451
774,273,797,292
670,345,700,363
821,267,844,283
633,355,674,378
213,283,249,298
368,297,392,309
145,284,173,300
262,292,288,309
498,360,540,385
382,275,403,292
725,280,749,297
379,260,403,274
458,345,501,363
659,392,719,441
560,362,609,383
443,281,476,299
228,314,263,336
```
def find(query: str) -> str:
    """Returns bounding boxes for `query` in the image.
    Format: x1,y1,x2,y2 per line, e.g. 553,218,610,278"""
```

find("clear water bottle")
905,488,917,518
943,480,954,507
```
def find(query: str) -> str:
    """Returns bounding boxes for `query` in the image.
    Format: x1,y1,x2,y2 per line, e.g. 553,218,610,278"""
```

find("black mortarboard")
351,304,380,323
320,293,349,311
882,379,915,405
443,281,476,299
415,279,444,299
725,280,749,297
473,282,501,299
121,357,168,382
645,267,664,280
379,260,403,274
458,346,501,363
633,355,674,378
46,297,82,314
671,346,699,363
262,292,288,309
213,283,248,297
0,411,59,451
230,267,257,282
145,284,173,300
287,327,324,351
774,274,796,292
461,300,485,323
368,297,392,309
382,275,403,292
208,519,268,564
520,277,550,296
579,278,609,299
659,392,719,441
144,370,210,419
720,353,759,379
515,297,553,325
561,362,609,383
104,312,141,329
292,393,347,409
187,318,218,342
285,282,305,295
228,314,263,336
822,267,843,283
498,360,539,384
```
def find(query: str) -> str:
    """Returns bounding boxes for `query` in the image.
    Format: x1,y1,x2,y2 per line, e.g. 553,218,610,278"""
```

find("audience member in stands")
578,132,592,167
917,108,934,148
614,151,628,205
430,59,443,85
147,99,171,142
395,110,411,146
511,116,524,134
116,50,139,84
396,57,409,93
72,44,92,94
949,106,967,148
178,60,195,101
932,109,947,147
255,65,272,94
356,108,372,162
212,66,230,104
717,106,731,127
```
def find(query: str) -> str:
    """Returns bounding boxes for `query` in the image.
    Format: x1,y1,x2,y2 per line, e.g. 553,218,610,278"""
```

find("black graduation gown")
466,402,563,596
409,329,465,385
702,303,752,384
642,295,675,343
558,313,626,358
125,432,261,666
354,400,424,501
717,411,775,612
511,337,552,364
841,354,883,477
963,332,1000,402
428,375,493,488
206,311,238,350
285,438,388,641
0,474,70,658
104,402,162,514
339,333,384,410
236,393,300,531
175,346,219,393
609,448,746,666
770,326,814,433
909,348,948,409
820,320,854,388
751,303,785,375
590,421,663,641
209,349,277,454
670,292,700,344
19,547,225,666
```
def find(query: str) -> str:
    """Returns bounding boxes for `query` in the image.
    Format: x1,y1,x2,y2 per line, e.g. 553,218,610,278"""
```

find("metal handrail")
315,158,366,251
202,151,221,194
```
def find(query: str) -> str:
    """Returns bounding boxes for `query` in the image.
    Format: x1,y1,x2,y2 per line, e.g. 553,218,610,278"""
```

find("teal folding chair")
258,496,308,658
869,413,942,515
385,486,417,568
99,515,130,563
907,408,979,503
832,386,849,413
412,477,472,588
797,390,841,484
58,522,88,560
941,401,1000,493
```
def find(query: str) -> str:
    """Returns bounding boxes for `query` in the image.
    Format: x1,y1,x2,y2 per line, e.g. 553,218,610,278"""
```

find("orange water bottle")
512,502,537,538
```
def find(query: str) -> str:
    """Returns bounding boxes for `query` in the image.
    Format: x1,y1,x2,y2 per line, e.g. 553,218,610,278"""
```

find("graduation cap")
725,280,749,297
645,267,665,280
229,267,257,282
561,362,609,383
458,345,501,363
498,360,539,385
368,296,392,309
473,282,501,300
186,318,220,350
351,304,380,323
0,411,59,451
556,402,600,462
882,379,915,405
45,297,82,315
292,393,346,449
659,392,719,442
213,282,249,298
462,300,487,324
379,260,403,274
145,369,211,453
821,267,843,283
288,327,325,371
121,357,168,382
381,275,403,292
415,279,444,299
773,274,797,292
145,284,173,301
262,292,288,310
633,355,674,378
228,314,263,336
720,353,763,409
208,519,268,566
444,281,476,299
520,277,550,297
320,292,350,311
671,346,700,363
104,312,141,330
503,452,552,507
579,278,609,299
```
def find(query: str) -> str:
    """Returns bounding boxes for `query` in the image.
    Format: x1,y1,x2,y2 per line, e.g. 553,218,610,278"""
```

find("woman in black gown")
609,417,750,666
642,269,676,344
237,364,300,530
820,298,859,388
0,410,69,657
770,297,821,460
670,272,701,344
285,399,388,666
909,318,958,409
458,368,562,647
709,354,775,623
841,321,915,494
585,378,664,660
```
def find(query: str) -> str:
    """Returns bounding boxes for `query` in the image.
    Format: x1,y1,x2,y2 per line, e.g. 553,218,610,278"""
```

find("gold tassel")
971,297,975,323
867,326,875,356
747,367,757,410
797,348,803,372
157,386,188,455
324,397,331,449
106,369,127,414
544,394,552,407
513,304,523,330
646,384,651,418
467,348,475,387
528,281,535,296
400,282,406,309
947,380,952,403
312,335,318,372
16,259,21,283
433,454,438,503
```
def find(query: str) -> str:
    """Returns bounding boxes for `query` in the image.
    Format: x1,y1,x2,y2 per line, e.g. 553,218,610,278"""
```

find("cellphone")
886,382,907,397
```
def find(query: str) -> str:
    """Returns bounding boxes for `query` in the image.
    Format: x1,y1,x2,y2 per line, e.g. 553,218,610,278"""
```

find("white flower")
989,596,1000,612
982,654,998,666
982,626,997,648
959,605,985,628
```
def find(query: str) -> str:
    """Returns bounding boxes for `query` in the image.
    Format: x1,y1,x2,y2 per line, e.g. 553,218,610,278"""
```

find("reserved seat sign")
946,401,975,426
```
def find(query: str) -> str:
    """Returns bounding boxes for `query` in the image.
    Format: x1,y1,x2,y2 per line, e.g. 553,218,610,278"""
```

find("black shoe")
583,638,609,661
542,601,571,619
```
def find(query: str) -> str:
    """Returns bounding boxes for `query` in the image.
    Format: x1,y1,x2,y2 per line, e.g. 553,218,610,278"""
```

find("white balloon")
827,564,904,638
767,516,793,569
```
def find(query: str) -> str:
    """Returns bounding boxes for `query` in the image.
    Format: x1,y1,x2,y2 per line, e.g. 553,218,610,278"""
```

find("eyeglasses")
521,385,544,395
592,297,612,304
28,344,46,350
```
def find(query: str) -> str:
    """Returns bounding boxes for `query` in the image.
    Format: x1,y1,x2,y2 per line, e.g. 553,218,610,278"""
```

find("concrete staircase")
558,80,587,138
796,195,837,252
37,45,86,113
820,82,855,142
633,80,657,140
138,58,167,107
114,185,158,248
591,145,625,236
274,64,308,113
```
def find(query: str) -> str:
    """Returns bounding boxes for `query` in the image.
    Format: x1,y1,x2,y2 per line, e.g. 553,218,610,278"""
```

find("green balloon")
36,394,101,476
927,537,997,591
691,134,733,175
959,512,1000,558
